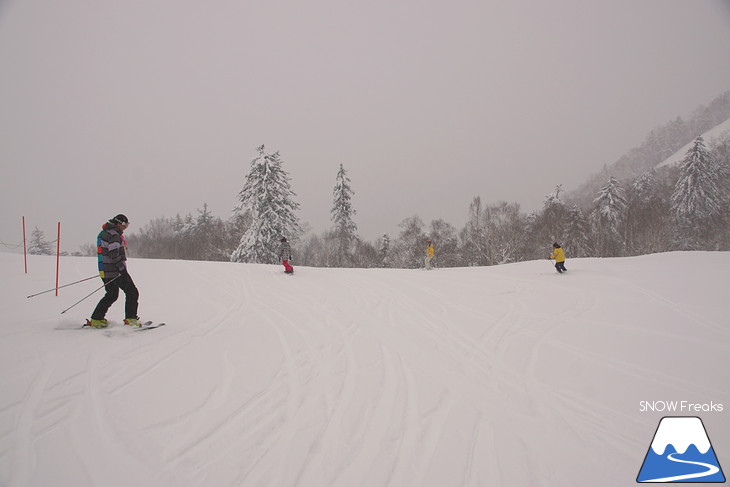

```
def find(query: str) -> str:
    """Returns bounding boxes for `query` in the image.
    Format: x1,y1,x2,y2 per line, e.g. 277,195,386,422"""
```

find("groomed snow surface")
1,251,728,487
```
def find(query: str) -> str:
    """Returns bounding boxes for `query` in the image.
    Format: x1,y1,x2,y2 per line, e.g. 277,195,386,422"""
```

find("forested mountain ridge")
567,91,730,210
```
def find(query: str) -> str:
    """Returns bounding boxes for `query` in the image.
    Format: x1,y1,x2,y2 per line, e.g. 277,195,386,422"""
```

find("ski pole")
27,275,98,298
60,275,121,315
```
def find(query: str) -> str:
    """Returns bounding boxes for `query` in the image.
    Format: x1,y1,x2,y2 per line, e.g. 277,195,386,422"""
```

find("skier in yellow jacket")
425,239,435,270
549,242,567,273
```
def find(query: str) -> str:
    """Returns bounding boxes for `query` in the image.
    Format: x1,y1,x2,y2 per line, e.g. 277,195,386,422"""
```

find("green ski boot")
124,317,142,327
87,319,109,328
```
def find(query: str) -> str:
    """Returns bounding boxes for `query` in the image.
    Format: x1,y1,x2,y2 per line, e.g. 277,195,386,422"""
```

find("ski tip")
136,323,166,331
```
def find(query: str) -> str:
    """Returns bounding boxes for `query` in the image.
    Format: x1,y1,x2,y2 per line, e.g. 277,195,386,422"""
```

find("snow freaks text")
639,401,724,413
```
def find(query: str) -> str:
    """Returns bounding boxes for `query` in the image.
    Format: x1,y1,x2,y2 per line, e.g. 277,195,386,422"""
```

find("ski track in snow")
1,252,728,487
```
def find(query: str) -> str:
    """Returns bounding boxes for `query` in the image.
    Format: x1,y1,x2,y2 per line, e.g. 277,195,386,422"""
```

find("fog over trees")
126,92,730,267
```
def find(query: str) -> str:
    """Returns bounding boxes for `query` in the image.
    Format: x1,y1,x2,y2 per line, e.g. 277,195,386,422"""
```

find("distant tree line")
124,129,730,268
125,204,250,261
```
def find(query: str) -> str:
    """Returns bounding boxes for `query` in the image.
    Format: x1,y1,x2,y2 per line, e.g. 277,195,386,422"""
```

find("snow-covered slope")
657,116,730,169
1,252,728,487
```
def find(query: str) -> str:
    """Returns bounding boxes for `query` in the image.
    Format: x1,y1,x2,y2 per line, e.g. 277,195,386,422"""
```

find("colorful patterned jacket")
97,223,127,279
279,241,292,261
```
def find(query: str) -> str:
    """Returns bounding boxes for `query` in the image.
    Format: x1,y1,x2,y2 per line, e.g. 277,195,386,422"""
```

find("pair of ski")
82,320,166,331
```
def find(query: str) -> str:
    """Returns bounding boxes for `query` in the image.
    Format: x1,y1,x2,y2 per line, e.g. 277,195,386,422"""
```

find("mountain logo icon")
637,416,726,483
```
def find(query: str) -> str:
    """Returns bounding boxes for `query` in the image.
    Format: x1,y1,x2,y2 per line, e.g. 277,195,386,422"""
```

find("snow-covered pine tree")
482,201,525,265
670,136,723,250
189,203,228,261
710,136,730,249
520,211,542,261
330,164,358,267
392,215,426,268
540,185,570,241
379,234,390,268
625,169,669,255
28,227,52,255
563,205,592,258
428,218,460,267
461,196,489,266
590,176,627,257
231,145,302,264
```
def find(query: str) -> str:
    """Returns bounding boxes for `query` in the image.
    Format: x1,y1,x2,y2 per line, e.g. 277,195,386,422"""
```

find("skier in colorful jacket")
550,242,567,274
89,214,142,327
280,237,294,274
425,239,434,270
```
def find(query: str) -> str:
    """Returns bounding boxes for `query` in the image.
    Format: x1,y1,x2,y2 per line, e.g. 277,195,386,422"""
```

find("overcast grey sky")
2,0,730,254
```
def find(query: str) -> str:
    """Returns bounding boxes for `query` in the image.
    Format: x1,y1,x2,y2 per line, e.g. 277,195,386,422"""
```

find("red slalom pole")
55,222,61,296
22,216,28,274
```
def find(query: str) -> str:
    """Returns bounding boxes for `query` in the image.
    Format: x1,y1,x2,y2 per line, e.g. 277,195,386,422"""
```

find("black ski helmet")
280,237,287,243
552,242,560,248
111,214,129,225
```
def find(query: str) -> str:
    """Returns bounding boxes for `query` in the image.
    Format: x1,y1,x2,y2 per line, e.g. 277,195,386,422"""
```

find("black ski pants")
91,271,139,320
